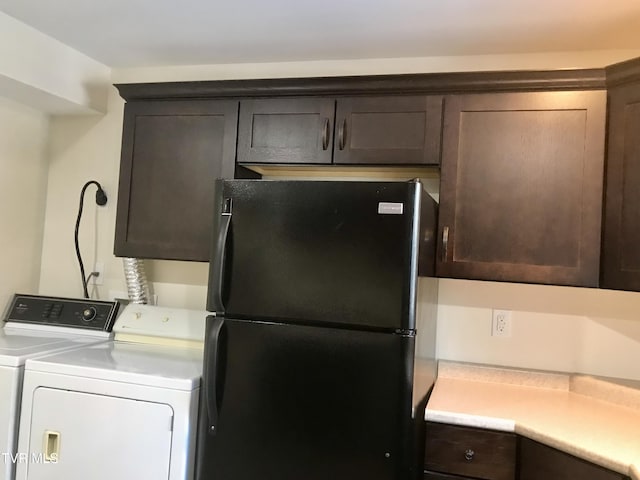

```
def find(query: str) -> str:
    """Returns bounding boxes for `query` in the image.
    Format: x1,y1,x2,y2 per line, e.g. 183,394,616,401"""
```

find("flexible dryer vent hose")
122,258,150,304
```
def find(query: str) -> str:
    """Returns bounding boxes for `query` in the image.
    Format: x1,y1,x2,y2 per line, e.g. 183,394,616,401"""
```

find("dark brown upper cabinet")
237,97,335,165
333,96,443,165
114,99,239,261
437,90,607,287
601,57,640,291
113,69,608,263
237,95,443,166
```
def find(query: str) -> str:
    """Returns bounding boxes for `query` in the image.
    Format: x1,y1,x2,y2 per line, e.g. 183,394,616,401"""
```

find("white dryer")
15,303,206,480
0,294,118,480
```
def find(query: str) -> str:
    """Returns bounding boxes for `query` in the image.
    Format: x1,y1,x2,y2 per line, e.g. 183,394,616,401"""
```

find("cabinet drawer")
424,422,516,480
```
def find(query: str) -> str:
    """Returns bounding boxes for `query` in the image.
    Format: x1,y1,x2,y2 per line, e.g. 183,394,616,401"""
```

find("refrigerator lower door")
196,317,415,480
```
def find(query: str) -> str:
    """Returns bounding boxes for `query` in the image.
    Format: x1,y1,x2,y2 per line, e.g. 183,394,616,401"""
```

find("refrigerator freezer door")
208,180,424,331
196,317,415,480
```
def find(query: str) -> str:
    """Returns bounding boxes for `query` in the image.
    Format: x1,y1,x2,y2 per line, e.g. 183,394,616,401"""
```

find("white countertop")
425,361,640,479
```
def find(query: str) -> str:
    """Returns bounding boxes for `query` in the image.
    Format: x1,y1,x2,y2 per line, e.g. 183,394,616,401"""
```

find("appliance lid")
0,328,108,367
24,341,202,390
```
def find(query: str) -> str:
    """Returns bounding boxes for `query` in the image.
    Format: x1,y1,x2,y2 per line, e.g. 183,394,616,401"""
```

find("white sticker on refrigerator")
377,202,404,215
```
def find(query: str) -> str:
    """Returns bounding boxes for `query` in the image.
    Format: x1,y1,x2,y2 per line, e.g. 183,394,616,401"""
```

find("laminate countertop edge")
425,361,640,479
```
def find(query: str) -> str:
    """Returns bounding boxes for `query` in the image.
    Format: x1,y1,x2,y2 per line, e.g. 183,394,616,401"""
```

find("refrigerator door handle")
211,198,232,313
204,315,225,436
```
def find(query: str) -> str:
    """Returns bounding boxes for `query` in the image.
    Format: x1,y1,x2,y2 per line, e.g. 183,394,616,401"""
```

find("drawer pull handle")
464,449,475,461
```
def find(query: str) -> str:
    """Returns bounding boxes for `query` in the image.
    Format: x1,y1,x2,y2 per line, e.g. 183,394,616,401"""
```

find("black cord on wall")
75,180,108,299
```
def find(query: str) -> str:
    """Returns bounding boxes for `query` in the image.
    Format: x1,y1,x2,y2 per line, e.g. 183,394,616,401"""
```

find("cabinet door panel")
602,83,640,290
334,96,442,165
437,91,606,286
115,99,238,261
237,98,335,164
519,438,627,480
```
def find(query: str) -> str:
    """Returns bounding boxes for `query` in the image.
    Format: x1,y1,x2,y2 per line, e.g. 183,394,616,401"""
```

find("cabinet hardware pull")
464,449,475,461
338,119,347,150
322,118,330,150
442,226,449,262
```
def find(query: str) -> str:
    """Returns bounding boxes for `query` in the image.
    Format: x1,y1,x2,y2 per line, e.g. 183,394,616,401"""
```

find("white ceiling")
1,0,639,68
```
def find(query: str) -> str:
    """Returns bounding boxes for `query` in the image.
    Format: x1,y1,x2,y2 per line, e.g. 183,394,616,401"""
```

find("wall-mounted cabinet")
601,57,640,291
237,95,443,167
114,99,239,261
113,69,608,264
237,97,335,165
436,90,607,287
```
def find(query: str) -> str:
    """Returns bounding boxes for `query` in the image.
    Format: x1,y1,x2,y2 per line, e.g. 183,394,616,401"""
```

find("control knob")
81,306,97,322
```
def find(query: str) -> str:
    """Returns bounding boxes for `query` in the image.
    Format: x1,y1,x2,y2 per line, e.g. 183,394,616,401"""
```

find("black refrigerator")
195,179,438,480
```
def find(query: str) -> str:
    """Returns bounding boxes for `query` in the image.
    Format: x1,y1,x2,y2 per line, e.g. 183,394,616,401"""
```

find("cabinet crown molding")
606,57,640,88
115,69,606,101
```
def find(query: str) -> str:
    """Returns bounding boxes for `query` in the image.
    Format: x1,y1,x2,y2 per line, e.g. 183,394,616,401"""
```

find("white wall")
0,12,110,114
36,51,640,380
0,96,49,309
38,87,211,308
436,279,640,381
38,88,123,302
111,49,640,84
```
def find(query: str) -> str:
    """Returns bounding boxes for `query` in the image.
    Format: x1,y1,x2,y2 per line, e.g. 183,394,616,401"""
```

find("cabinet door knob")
464,449,475,461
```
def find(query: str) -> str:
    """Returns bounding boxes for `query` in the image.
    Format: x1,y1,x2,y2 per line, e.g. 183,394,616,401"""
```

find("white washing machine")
0,294,119,480
14,303,206,480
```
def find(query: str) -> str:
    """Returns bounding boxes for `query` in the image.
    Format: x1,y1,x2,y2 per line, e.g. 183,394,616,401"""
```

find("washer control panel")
4,294,121,332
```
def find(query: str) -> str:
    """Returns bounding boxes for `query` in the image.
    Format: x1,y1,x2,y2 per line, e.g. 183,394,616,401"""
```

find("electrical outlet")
90,262,104,286
491,309,512,337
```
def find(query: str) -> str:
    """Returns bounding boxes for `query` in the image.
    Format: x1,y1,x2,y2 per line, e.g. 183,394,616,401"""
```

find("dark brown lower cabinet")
424,423,630,480
519,438,630,480
424,472,475,479
424,422,516,480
